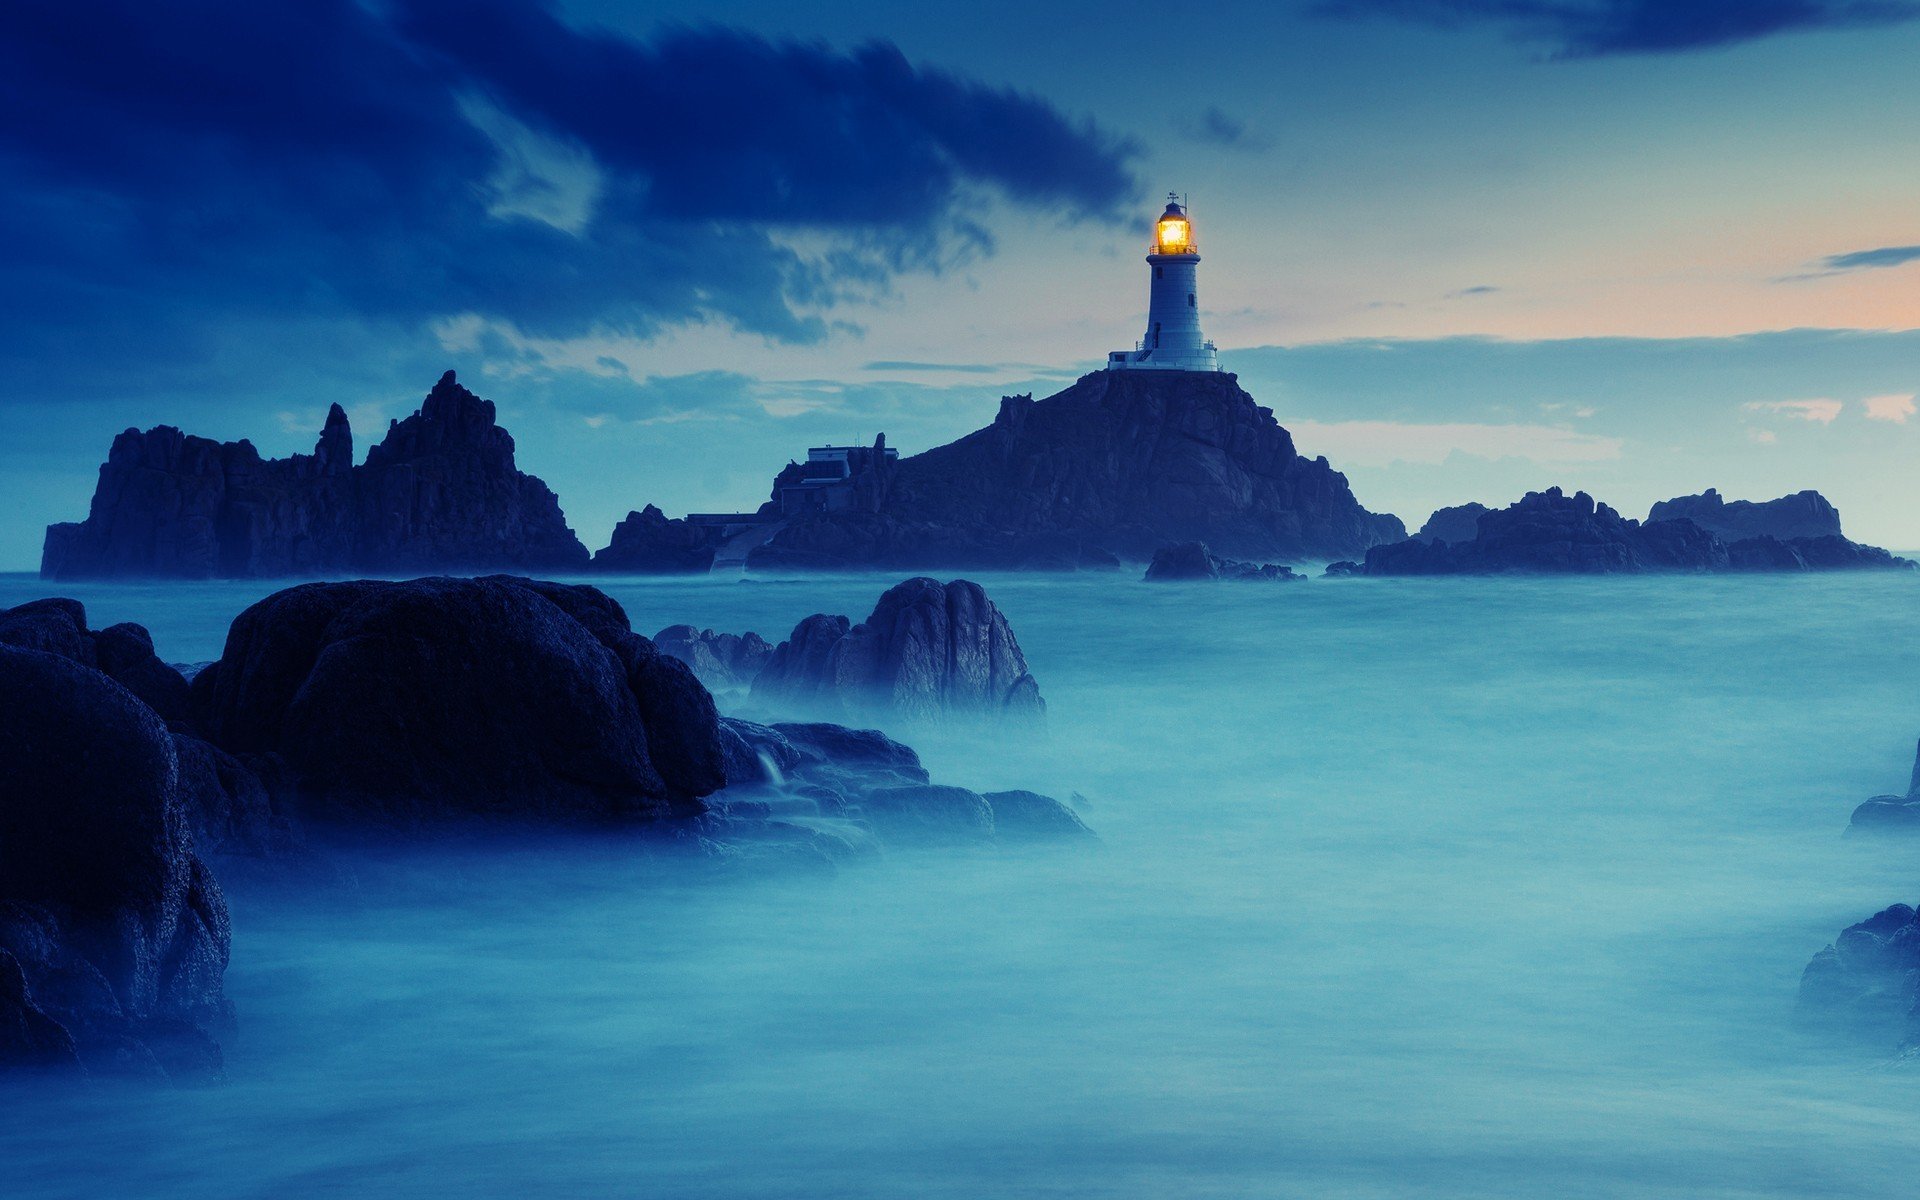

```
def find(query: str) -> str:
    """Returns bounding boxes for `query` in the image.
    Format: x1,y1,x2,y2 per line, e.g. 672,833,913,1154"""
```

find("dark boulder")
0,645,231,1078
42,372,589,580
1649,488,1843,542
1415,503,1490,546
0,599,192,724
854,785,996,845
1322,560,1360,578
1799,903,1920,1045
1726,535,1808,572
654,625,773,691
1145,541,1300,581
753,578,1044,723
1791,534,1913,571
190,576,724,827
594,505,718,573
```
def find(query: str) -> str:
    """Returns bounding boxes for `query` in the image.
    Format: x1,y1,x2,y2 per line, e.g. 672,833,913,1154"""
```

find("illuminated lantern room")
1108,193,1220,372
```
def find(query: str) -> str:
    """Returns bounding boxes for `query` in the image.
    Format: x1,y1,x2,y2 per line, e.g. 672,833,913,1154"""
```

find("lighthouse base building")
1108,194,1220,373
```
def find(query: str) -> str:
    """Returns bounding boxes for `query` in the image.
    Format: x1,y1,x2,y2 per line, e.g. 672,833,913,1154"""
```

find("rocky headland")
42,372,589,580
1355,487,1910,575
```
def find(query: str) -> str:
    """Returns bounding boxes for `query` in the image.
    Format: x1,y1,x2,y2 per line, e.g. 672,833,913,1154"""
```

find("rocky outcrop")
0,599,192,723
654,625,772,692
593,505,718,574
1799,903,1920,1048
1648,488,1842,543
752,578,1044,724
1416,503,1489,546
1361,487,1911,575
1144,541,1300,581
748,369,1403,569
189,576,722,827
0,645,232,1079
42,372,588,579
1845,740,1920,833
714,719,1089,854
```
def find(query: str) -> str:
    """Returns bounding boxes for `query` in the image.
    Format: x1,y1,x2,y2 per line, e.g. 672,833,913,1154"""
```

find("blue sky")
3,0,1918,566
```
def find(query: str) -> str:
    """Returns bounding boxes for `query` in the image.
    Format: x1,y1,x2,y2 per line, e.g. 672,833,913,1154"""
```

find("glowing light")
1156,218,1189,252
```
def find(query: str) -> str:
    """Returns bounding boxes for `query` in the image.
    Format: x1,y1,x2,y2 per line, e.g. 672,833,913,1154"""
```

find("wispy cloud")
1820,245,1920,272
1182,106,1268,151
1744,398,1844,424
1287,419,1623,467
1864,393,1917,423
1316,0,1920,57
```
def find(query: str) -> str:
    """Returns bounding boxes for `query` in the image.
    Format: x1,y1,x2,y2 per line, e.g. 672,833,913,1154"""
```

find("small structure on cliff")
1107,194,1220,373
772,439,898,516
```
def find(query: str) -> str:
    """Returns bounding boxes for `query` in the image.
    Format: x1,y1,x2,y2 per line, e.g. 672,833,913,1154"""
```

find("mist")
2,570,1915,1198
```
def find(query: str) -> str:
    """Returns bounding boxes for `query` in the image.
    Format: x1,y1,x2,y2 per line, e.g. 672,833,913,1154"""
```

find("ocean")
2,568,1917,1198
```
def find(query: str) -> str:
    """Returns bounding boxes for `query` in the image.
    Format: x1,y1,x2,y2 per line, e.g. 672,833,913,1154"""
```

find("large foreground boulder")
0,599,192,723
0,645,231,1078
190,576,724,827
752,578,1044,723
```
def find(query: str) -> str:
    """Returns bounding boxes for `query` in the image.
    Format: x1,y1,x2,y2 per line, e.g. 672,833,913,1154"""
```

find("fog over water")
4,569,1919,1198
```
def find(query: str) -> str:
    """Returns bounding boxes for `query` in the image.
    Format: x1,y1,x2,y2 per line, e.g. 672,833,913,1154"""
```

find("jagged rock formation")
753,578,1044,723
1799,902,1920,1048
0,644,232,1079
1361,487,1912,575
654,625,773,692
42,372,588,579
1416,503,1490,546
1648,488,1842,543
189,576,722,827
594,505,718,573
1144,541,1300,582
746,369,1403,569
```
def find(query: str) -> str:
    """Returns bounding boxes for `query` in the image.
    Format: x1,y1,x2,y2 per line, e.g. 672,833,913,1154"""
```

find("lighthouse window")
1154,266,1163,279
1153,322,1161,346
1188,293,1196,307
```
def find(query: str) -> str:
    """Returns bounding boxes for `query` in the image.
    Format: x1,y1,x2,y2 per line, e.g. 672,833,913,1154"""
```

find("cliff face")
752,370,1403,568
42,372,588,579
1647,488,1843,543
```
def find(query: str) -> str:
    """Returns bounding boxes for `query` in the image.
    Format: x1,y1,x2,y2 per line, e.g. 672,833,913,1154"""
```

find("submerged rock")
712,718,1088,853
1145,541,1300,581
753,578,1044,724
0,645,232,1079
1847,739,1920,833
42,371,589,580
190,576,724,828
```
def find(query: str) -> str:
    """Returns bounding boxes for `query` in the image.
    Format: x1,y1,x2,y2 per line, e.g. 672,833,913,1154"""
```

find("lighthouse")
1107,194,1220,372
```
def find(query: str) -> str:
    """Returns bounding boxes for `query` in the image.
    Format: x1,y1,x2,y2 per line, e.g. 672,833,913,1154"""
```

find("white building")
1107,194,1220,372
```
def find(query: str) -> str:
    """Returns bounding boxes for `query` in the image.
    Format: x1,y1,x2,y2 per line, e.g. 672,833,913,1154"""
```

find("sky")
2,0,1918,566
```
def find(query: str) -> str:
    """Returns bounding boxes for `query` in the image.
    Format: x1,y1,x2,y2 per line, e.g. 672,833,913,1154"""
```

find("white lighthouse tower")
1107,194,1220,372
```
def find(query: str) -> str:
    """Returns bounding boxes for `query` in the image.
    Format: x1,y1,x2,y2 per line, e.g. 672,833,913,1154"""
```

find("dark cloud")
0,0,1138,398
1452,285,1502,296
1315,0,1920,56
1817,244,1920,271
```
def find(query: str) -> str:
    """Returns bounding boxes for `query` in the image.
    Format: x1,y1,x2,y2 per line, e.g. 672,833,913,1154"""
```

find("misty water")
4,569,1919,1198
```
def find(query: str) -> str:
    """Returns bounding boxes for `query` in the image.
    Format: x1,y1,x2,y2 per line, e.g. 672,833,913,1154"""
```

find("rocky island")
41,372,590,579
606,369,1406,572
1353,487,1910,575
